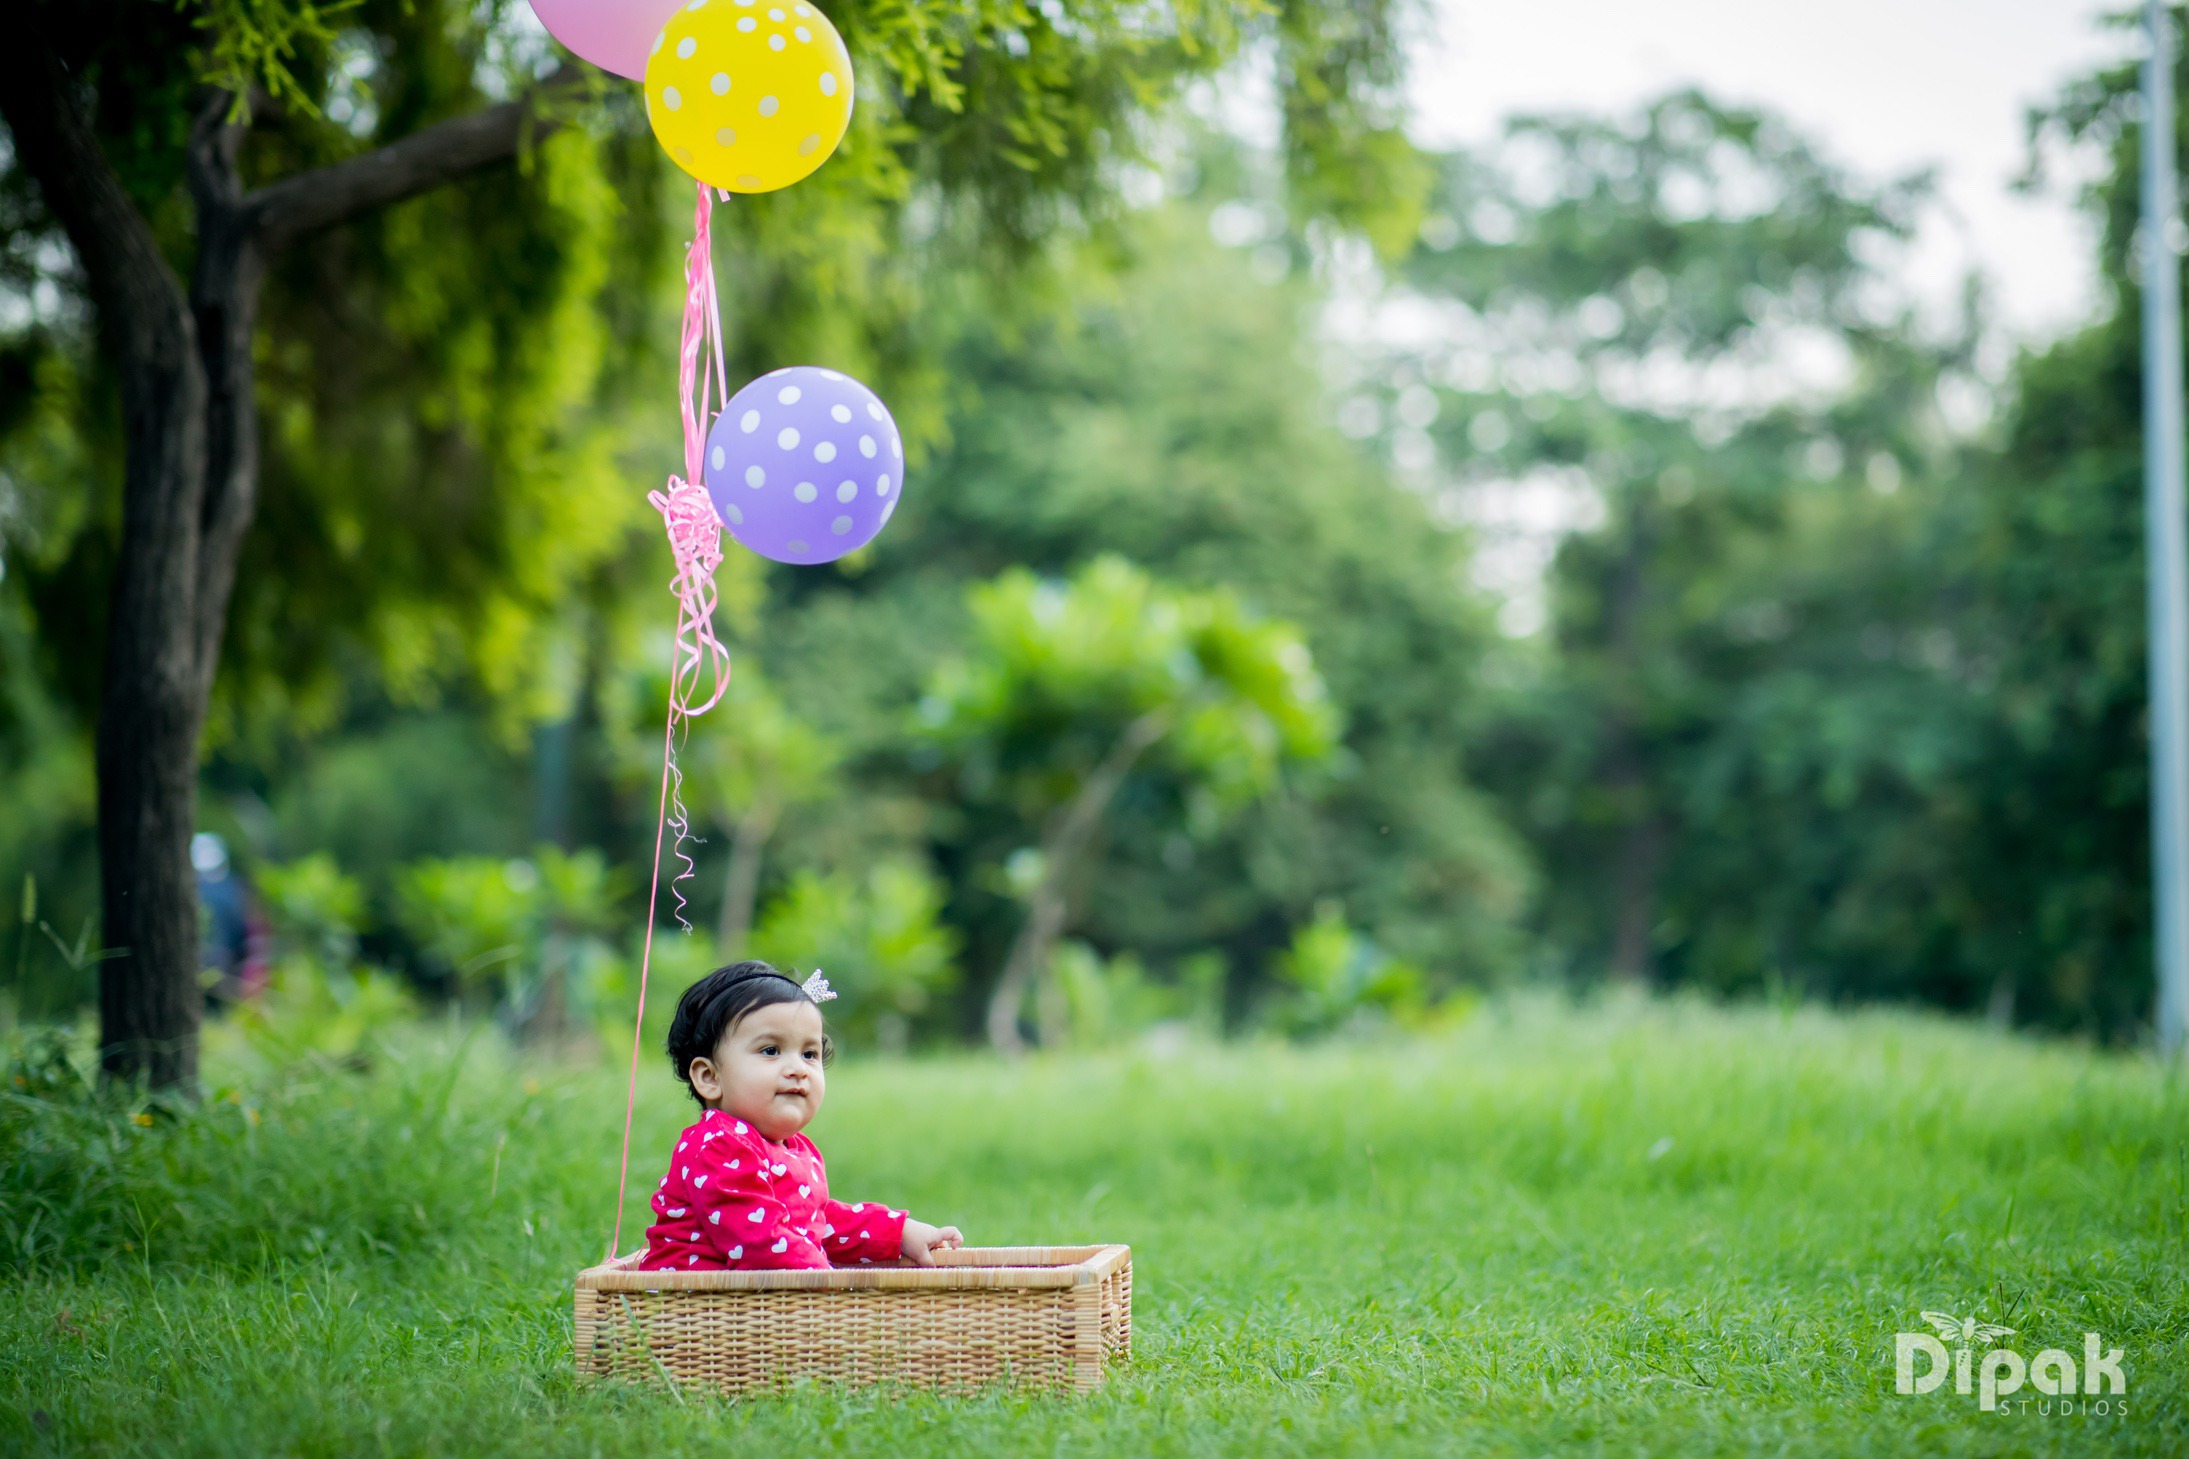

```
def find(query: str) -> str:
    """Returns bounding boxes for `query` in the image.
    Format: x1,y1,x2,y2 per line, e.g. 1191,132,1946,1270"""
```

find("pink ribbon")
615,183,733,1261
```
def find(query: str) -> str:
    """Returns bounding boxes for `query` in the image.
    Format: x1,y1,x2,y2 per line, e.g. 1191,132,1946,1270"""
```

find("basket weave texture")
573,1244,1132,1396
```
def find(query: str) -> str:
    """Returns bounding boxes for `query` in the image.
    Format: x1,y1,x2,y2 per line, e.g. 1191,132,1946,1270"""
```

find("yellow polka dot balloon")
644,0,853,194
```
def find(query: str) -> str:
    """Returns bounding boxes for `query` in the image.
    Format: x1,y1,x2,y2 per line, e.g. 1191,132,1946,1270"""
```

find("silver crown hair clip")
801,969,837,1003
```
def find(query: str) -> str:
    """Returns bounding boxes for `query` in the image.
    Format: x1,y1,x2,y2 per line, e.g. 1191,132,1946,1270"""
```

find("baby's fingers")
938,1226,964,1248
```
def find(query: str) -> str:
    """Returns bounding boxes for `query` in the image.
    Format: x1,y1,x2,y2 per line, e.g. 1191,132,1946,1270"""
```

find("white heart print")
729,1245,743,1259
748,1208,765,1223
770,1237,788,1253
709,1211,721,1225
771,1163,787,1177
694,1174,708,1188
798,1184,810,1198
668,1207,687,1218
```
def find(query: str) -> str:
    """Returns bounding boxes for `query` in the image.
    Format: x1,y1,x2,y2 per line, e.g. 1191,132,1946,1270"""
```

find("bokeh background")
0,0,2170,1049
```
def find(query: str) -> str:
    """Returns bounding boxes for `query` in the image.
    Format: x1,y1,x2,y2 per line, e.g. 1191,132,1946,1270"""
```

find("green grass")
2,992,2185,1456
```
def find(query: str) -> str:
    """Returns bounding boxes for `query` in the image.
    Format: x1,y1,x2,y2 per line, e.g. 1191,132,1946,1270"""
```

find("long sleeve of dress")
816,1197,907,1265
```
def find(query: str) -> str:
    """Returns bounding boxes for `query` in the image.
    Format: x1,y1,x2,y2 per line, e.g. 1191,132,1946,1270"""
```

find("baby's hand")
899,1219,964,1267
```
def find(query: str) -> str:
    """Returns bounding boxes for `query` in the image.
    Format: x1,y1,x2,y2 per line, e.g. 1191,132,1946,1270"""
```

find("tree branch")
187,90,263,699
0,32,198,379
246,68,585,255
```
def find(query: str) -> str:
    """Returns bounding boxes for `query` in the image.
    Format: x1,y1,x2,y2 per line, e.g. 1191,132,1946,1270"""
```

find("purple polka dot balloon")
702,366,904,566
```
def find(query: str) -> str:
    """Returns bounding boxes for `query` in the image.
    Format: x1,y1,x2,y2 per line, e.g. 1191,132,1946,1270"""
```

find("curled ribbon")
615,183,733,1260
650,183,734,924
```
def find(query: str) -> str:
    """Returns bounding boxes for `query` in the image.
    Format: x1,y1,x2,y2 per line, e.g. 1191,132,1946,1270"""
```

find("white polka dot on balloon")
740,410,759,432
794,482,817,502
777,427,799,449
745,465,765,488
815,441,836,463
831,404,852,423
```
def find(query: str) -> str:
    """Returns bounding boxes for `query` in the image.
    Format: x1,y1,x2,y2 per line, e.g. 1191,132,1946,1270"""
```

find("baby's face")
704,999,828,1140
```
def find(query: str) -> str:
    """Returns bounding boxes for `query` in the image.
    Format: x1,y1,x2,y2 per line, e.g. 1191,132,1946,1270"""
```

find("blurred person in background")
193,833,269,1006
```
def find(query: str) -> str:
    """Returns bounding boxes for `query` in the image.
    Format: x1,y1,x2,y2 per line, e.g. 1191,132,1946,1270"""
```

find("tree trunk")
1601,491,1659,985
716,805,777,957
1606,809,1664,983
0,27,575,1089
986,708,1171,1054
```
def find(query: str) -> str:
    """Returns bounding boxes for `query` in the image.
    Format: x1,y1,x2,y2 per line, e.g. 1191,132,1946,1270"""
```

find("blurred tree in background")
919,555,1338,1050
0,3,2177,1058
1382,91,1981,996
1362,56,2180,1040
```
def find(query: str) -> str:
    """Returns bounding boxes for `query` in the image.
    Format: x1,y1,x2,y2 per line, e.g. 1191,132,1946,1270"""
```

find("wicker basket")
573,1244,1132,1396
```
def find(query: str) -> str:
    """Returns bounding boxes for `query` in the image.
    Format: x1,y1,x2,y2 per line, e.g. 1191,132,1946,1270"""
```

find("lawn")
1,992,2183,1457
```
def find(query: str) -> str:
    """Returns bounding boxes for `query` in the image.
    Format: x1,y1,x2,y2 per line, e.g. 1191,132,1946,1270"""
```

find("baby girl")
641,960,963,1271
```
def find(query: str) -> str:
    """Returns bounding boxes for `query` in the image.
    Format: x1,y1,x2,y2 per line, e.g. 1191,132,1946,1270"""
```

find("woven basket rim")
575,1242,1130,1292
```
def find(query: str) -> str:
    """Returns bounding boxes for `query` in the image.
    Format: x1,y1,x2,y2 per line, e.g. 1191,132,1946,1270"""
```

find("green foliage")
923,554,1337,811
1,1000,2184,1448
228,959,420,1070
4,0,1427,749
747,857,960,1045
189,0,354,116
234,854,418,1065
1039,939,1217,1046
1265,900,1426,1036
747,192,1528,1013
1386,91,2041,1016
394,847,625,1038
257,853,366,970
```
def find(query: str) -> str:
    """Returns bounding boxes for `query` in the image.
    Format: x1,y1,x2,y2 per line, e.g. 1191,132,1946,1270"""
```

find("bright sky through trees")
1413,0,2128,342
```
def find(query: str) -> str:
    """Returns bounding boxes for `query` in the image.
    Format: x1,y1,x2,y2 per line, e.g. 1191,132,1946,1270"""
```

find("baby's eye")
759,1043,780,1056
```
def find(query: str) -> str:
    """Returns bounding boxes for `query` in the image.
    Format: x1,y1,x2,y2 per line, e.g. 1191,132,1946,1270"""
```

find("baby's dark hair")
665,960,834,1106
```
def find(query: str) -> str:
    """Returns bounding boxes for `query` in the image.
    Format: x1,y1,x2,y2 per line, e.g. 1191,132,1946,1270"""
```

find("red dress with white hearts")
638,1108,907,1271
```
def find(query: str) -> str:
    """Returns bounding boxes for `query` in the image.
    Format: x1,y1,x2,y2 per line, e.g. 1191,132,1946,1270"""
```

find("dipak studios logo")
1894,1311,2129,1417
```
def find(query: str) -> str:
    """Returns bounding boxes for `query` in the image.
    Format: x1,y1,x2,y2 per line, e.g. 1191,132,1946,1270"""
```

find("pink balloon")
529,0,686,80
